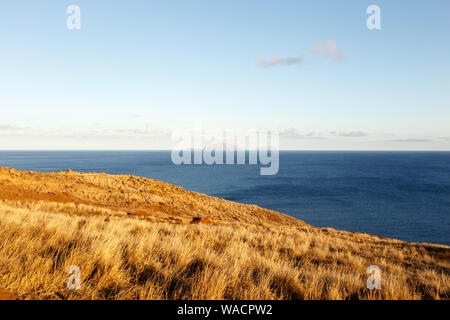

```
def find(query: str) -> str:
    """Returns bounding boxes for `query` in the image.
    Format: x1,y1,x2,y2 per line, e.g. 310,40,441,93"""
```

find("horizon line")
1,149,450,152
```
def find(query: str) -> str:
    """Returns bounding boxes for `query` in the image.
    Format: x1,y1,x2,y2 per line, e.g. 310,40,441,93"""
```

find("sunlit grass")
0,167,448,300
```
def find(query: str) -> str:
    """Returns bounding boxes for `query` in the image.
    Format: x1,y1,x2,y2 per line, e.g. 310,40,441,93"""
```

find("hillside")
0,167,448,300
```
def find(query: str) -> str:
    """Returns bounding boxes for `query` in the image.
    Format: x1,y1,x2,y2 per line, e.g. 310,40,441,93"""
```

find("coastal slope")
0,167,448,300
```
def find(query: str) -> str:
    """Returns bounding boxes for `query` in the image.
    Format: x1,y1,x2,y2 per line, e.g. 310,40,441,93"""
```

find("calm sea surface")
1,151,449,245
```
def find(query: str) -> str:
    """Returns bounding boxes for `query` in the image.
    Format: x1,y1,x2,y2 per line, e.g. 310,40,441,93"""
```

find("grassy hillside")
0,167,448,300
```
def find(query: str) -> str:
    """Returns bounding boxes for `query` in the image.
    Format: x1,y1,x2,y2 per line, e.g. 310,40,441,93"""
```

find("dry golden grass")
0,167,448,300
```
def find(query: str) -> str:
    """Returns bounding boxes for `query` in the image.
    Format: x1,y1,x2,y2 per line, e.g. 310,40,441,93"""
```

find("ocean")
0,151,449,245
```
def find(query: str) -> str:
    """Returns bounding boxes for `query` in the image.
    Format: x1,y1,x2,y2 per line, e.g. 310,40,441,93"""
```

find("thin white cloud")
0,124,25,131
330,131,368,137
389,139,432,143
279,128,326,139
256,55,304,67
310,39,345,62
0,125,170,139
280,129,370,139
338,131,368,137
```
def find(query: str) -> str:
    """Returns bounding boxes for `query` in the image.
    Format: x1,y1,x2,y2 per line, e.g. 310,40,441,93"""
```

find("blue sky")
0,0,449,150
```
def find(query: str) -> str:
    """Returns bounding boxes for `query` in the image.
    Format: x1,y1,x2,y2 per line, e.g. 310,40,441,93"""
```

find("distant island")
0,167,448,300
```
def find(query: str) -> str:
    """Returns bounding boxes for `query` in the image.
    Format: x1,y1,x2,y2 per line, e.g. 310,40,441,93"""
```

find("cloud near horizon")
0,124,171,140
0,124,26,131
389,139,432,143
330,131,369,137
279,128,326,139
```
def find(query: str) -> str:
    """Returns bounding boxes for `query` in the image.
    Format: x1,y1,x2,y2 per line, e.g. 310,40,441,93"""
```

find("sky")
0,0,449,150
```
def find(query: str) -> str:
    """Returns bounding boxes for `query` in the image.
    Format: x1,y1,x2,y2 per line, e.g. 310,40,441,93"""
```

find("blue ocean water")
0,151,449,245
